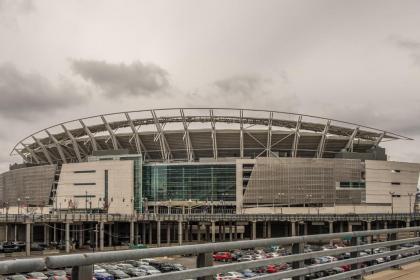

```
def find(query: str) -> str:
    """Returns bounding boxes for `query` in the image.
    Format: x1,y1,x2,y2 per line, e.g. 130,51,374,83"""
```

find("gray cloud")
186,73,298,111
71,60,170,98
0,0,34,29
0,63,87,120
214,75,272,96
390,35,420,65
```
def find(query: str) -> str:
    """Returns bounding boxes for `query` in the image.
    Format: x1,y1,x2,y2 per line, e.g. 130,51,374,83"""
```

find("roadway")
365,261,420,280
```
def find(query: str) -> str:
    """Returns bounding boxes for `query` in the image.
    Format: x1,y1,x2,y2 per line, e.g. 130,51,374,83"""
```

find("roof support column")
209,109,218,160
316,120,331,158
291,115,302,157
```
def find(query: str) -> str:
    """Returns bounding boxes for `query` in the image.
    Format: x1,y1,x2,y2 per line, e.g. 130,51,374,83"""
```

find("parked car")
5,275,28,280
213,252,233,262
26,272,48,280
94,272,114,280
241,269,257,278
237,255,253,262
107,270,130,279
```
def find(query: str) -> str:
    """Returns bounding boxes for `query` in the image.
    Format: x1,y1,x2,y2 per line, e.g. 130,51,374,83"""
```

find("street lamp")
389,192,395,215
25,196,30,213
17,198,21,215
257,196,262,208
305,194,312,214
277,192,285,214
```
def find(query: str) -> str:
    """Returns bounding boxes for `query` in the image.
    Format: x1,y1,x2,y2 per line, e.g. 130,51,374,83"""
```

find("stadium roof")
10,108,412,164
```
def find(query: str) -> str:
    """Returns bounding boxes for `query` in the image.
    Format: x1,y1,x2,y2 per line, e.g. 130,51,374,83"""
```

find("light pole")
389,192,395,215
25,196,29,213
278,192,285,214
305,194,312,214
17,198,21,215
408,193,413,216
257,196,262,208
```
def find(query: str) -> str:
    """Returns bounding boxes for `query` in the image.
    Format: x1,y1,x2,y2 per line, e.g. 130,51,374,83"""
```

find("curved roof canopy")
11,108,412,164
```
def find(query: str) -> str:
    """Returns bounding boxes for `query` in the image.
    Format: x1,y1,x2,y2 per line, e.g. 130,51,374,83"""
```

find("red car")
341,264,351,271
213,252,233,262
266,264,278,273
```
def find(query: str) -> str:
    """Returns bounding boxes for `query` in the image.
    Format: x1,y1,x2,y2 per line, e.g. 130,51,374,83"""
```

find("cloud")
0,0,35,29
186,73,298,111
390,35,420,65
71,59,170,98
0,63,87,120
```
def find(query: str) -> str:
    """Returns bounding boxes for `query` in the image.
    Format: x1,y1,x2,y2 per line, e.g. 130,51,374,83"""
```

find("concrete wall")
0,165,56,207
55,160,134,215
365,160,420,213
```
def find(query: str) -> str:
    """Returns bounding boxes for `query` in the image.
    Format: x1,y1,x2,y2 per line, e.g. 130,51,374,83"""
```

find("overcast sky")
1,0,420,172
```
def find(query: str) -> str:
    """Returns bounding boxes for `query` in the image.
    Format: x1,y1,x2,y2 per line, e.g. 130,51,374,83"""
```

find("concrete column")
229,222,233,241
303,222,308,236
157,220,161,247
218,223,222,241
149,223,153,245
142,222,146,244
25,223,31,256
185,223,189,242
252,221,257,240
197,223,201,242
291,221,296,236
99,222,104,251
234,223,238,240
366,221,372,244
262,222,267,238
222,223,226,241
267,222,272,238
205,224,209,241
178,220,183,246
211,221,216,243
134,223,139,245
53,223,56,243
65,222,70,253
384,221,388,229
95,224,98,251
339,221,344,233
14,224,17,242
348,222,353,232
72,265,93,280
196,252,214,280
328,221,333,233
129,221,134,244
167,223,171,245
108,224,112,247
5,224,8,242
43,224,49,244
79,224,84,247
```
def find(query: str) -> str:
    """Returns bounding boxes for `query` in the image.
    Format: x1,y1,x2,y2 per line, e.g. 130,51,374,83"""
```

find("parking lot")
1,241,420,279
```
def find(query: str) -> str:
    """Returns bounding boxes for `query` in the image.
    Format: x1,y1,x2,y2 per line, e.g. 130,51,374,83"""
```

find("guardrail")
0,212,418,223
0,226,419,280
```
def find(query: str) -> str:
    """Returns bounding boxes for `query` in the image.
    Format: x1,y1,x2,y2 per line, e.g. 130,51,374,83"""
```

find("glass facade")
142,164,236,202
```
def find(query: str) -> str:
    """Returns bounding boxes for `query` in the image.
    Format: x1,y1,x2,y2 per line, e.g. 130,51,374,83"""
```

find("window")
392,194,401,198
391,182,401,185
74,170,96,174
391,170,401,173
74,182,96,186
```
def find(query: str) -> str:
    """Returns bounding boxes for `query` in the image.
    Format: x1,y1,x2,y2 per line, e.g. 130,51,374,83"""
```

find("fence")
0,226,419,280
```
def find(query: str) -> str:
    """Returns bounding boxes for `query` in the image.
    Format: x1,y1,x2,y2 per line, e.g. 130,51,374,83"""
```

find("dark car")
2,242,19,253
94,272,114,280
107,269,130,279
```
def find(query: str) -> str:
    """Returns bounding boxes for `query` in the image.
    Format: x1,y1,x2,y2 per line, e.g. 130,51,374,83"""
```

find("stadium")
1,108,419,215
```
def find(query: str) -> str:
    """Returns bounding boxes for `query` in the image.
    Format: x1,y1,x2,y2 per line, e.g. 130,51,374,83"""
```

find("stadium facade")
0,108,419,215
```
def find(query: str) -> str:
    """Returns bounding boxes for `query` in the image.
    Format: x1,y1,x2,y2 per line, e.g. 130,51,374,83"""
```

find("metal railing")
0,212,418,223
0,226,419,279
